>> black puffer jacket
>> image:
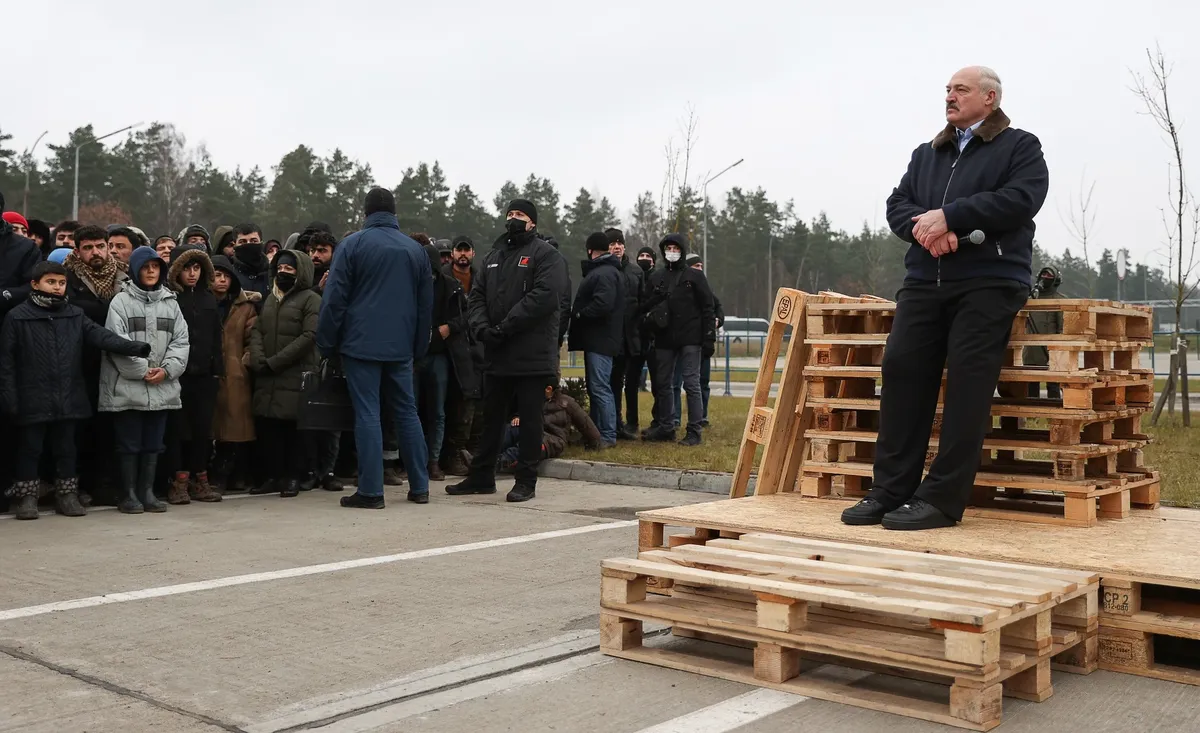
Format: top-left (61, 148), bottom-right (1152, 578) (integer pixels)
top-left (168, 246), bottom-right (224, 378)
top-left (468, 231), bottom-right (569, 377)
top-left (615, 256), bottom-right (644, 357)
top-left (0, 299), bottom-right (149, 425)
top-left (0, 219), bottom-right (42, 318)
top-left (568, 254), bottom-right (625, 357)
top-left (644, 234), bottom-right (716, 349)
top-left (423, 244), bottom-right (479, 398)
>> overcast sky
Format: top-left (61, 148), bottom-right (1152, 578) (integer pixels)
top-left (7, 1), bottom-right (1199, 274)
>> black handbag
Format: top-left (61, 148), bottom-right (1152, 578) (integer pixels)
top-left (296, 359), bottom-right (356, 432)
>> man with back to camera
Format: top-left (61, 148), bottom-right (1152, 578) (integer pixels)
top-left (840, 65), bottom-right (1049, 531)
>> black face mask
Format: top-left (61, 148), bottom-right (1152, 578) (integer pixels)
top-left (637, 258), bottom-right (654, 272)
top-left (506, 218), bottom-right (531, 239)
top-left (275, 272), bottom-right (298, 292)
top-left (237, 243), bottom-right (266, 264)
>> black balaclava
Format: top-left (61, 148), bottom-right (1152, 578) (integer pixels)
top-left (636, 246), bottom-right (657, 273)
top-left (275, 251), bottom-right (299, 293)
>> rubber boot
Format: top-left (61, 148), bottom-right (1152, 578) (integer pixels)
top-left (168, 472), bottom-right (191, 505)
top-left (139, 454), bottom-right (168, 513)
top-left (54, 477), bottom-right (87, 517)
top-left (117, 455), bottom-right (144, 514)
top-left (11, 480), bottom-right (41, 520)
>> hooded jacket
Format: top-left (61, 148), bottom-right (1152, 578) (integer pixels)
top-left (0, 297), bottom-right (149, 425)
top-left (886, 108), bottom-right (1049, 288)
top-left (316, 211), bottom-right (432, 362)
top-left (99, 247), bottom-right (191, 413)
top-left (209, 225), bottom-right (235, 256)
top-left (249, 252), bottom-right (321, 420)
top-left (615, 255), bottom-right (644, 356)
top-left (168, 245), bottom-right (224, 378)
top-left (644, 234), bottom-right (716, 349)
top-left (542, 390), bottom-right (602, 457)
top-left (568, 253), bottom-right (625, 357)
top-left (423, 244), bottom-right (479, 398)
top-left (467, 229), bottom-right (570, 377)
top-left (232, 242), bottom-right (271, 303)
top-left (211, 255), bottom-right (260, 441)
top-left (0, 214), bottom-right (42, 318)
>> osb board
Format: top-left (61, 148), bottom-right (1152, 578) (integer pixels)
top-left (639, 495), bottom-right (1200, 590)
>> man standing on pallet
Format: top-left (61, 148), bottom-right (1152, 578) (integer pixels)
top-left (841, 65), bottom-right (1050, 531)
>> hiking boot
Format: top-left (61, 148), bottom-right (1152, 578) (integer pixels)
top-left (321, 474), bottom-right (345, 492)
top-left (383, 465), bottom-right (406, 486)
top-left (617, 426), bottom-right (639, 441)
top-left (506, 483), bottom-right (536, 502)
top-left (250, 480), bottom-right (278, 495)
top-left (11, 480), bottom-right (40, 520)
top-left (445, 479), bottom-right (497, 496)
top-left (189, 472), bottom-right (222, 502)
top-left (139, 454), bottom-right (168, 513)
top-left (407, 491), bottom-right (429, 504)
top-left (54, 477), bottom-right (87, 517)
top-left (168, 473), bottom-right (191, 505)
top-left (643, 425), bottom-right (676, 442)
top-left (444, 452), bottom-right (470, 476)
top-left (117, 455), bottom-right (143, 515)
top-left (427, 461), bottom-right (445, 481)
top-left (678, 430), bottom-right (702, 447)
top-left (341, 493), bottom-right (385, 509)
top-left (279, 479), bottom-right (301, 498)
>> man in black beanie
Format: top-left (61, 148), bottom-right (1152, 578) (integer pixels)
top-left (446, 199), bottom-right (569, 502)
top-left (605, 228), bottom-right (645, 440)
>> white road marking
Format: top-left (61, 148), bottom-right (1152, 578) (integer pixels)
top-left (0, 520), bottom-right (636, 622)
top-left (632, 689), bottom-right (807, 733)
top-left (308, 653), bottom-right (611, 732)
top-left (248, 630), bottom-right (604, 733)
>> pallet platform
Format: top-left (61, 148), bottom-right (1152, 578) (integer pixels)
top-left (601, 534), bottom-right (1097, 730)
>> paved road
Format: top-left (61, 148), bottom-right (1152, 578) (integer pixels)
top-left (2, 478), bottom-right (1197, 732)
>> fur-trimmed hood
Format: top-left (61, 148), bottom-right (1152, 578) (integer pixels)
top-left (932, 108), bottom-right (1011, 150)
top-left (167, 244), bottom-right (216, 292)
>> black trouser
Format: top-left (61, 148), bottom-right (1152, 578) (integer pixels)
top-left (165, 375), bottom-right (218, 476)
top-left (610, 353), bottom-right (644, 431)
top-left (15, 420), bottom-right (77, 482)
top-left (446, 390), bottom-right (485, 457)
top-left (257, 418), bottom-right (310, 482)
top-left (469, 374), bottom-right (551, 487)
top-left (868, 278), bottom-right (1028, 520)
top-left (1027, 381), bottom-right (1062, 400)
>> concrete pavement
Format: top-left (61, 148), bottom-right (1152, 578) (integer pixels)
top-left (2, 478), bottom-right (1198, 732)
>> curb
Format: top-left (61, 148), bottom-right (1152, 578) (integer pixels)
top-left (538, 459), bottom-right (752, 496)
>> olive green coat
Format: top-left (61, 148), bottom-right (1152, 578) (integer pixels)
top-left (248, 255), bottom-right (321, 420)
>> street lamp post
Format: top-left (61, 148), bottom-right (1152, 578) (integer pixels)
top-left (23, 130), bottom-right (49, 217)
top-left (72, 123), bottom-right (141, 220)
top-left (701, 158), bottom-right (744, 268)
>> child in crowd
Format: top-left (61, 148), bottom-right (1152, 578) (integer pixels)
top-left (0, 262), bottom-right (151, 520)
top-left (100, 247), bottom-right (191, 514)
top-left (248, 250), bottom-right (321, 497)
top-left (165, 245), bottom-right (224, 504)
top-left (209, 255), bottom-right (260, 492)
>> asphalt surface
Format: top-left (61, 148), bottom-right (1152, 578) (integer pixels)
top-left (2, 478), bottom-right (1198, 733)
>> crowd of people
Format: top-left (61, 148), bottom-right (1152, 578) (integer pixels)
top-left (0, 186), bottom-right (724, 519)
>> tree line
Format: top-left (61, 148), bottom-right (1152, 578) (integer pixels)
top-left (0, 123), bottom-right (1177, 318)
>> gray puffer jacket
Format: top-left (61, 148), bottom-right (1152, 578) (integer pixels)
top-left (99, 279), bottom-right (191, 412)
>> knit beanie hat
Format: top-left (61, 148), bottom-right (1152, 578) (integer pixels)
top-left (180, 223), bottom-right (210, 244)
top-left (586, 232), bottom-right (612, 253)
top-left (506, 199), bottom-right (538, 225)
top-left (637, 246), bottom-right (658, 262)
top-left (2, 211), bottom-right (29, 230)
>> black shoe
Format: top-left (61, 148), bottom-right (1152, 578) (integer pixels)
top-left (643, 426), bottom-right (676, 442)
top-left (446, 479), bottom-right (497, 496)
top-left (840, 498), bottom-right (890, 526)
top-left (506, 484), bottom-right (536, 502)
top-left (321, 474), bottom-right (345, 492)
top-left (699, 419), bottom-right (711, 429)
top-left (250, 480), bottom-right (278, 495)
top-left (340, 492), bottom-right (385, 509)
top-left (678, 431), bottom-right (702, 447)
top-left (616, 427), bottom-right (638, 441)
top-left (298, 473), bottom-right (317, 491)
top-left (280, 480), bottom-right (301, 498)
top-left (407, 491), bottom-right (429, 504)
top-left (881, 498), bottom-right (957, 531)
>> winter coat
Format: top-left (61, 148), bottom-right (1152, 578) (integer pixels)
top-left (214, 289), bottom-right (260, 442)
top-left (0, 299), bottom-right (149, 425)
top-left (644, 235), bottom-right (716, 350)
top-left (1022, 282), bottom-right (1062, 368)
top-left (168, 246), bottom-right (224, 378)
top-left (421, 246), bottom-right (480, 398)
top-left (0, 222), bottom-right (42, 318)
top-left (99, 277), bottom-right (191, 412)
top-left (615, 256), bottom-right (644, 357)
top-left (316, 212), bottom-right (432, 363)
top-left (568, 253), bottom-right (625, 357)
top-left (64, 255), bottom-right (129, 404)
top-left (886, 108), bottom-right (1049, 288)
top-left (249, 253), bottom-right (321, 420)
top-left (467, 231), bottom-right (570, 377)
top-left (542, 391), bottom-right (601, 458)
top-left (232, 248), bottom-right (272, 303)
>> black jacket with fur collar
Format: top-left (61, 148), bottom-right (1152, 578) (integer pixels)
top-left (886, 109), bottom-right (1049, 287)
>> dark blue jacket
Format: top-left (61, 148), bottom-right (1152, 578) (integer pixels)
top-left (568, 253), bottom-right (625, 357)
top-left (886, 109), bottom-right (1049, 288)
top-left (317, 212), bottom-right (432, 362)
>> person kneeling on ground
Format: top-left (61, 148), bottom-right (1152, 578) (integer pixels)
top-left (100, 247), bottom-right (191, 515)
top-left (465, 383), bottom-right (602, 473)
top-left (0, 262), bottom-right (152, 519)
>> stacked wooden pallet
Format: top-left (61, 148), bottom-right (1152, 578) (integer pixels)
top-left (789, 294), bottom-right (1161, 526)
top-left (600, 534), bottom-right (1099, 730)
top-left (1099, 575), bottom-right (1200, 685)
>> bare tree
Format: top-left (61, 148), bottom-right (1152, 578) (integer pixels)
top-left (1058, 172), bottom-right (1097, 296)
top-left (1132, 44), bottom-right (1199, 425)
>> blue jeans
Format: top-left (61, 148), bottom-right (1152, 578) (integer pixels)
top-left (673, 352), bottom-right (712, 425)
top-left (416, 353), bottom-right (450, 464)
top-left (585, 352), bottom-right (617, 444)
top-left (343, 356), bottom-right (429, 497)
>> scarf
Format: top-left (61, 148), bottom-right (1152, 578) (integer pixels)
top-left (64, 251), bottom-right (123, 301)
top-left (30, 291), bottom-right (67, 310)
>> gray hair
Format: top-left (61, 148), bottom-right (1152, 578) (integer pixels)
top-left (976, 66), bottom-right (1003, 107)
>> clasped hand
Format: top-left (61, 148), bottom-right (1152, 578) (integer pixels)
top-left (911, 209), bottom-right (957, 258)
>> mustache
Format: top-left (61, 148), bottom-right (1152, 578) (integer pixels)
top-left (947, 103), bottom-right (958, 110)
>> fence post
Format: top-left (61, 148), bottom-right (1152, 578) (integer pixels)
top-left (724, 333), bottom-right (732, 397)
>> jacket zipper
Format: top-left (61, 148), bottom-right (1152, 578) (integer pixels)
top-left (937, 157), bottom-right (959, 287)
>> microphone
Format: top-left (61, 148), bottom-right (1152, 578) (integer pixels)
top-left (967, 230), bottom-right (986, 245)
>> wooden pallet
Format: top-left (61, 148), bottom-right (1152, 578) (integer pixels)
top-left (1098, 578), bottom-right (1200, 685)
top-left (601, 534), bottom-right (1098, 730)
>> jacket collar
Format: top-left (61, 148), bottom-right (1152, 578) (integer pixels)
top-left (932, 108), bottom-right (1010, 149)
top-left (365, 212), bottom-right (400, 230)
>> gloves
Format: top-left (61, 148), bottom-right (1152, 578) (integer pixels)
top-left (702, 341), bottom-right (715, 359)
top-left (480, 326), bottom-right (506, 347)
top-left (135, 341), bottom-right (152, 358)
